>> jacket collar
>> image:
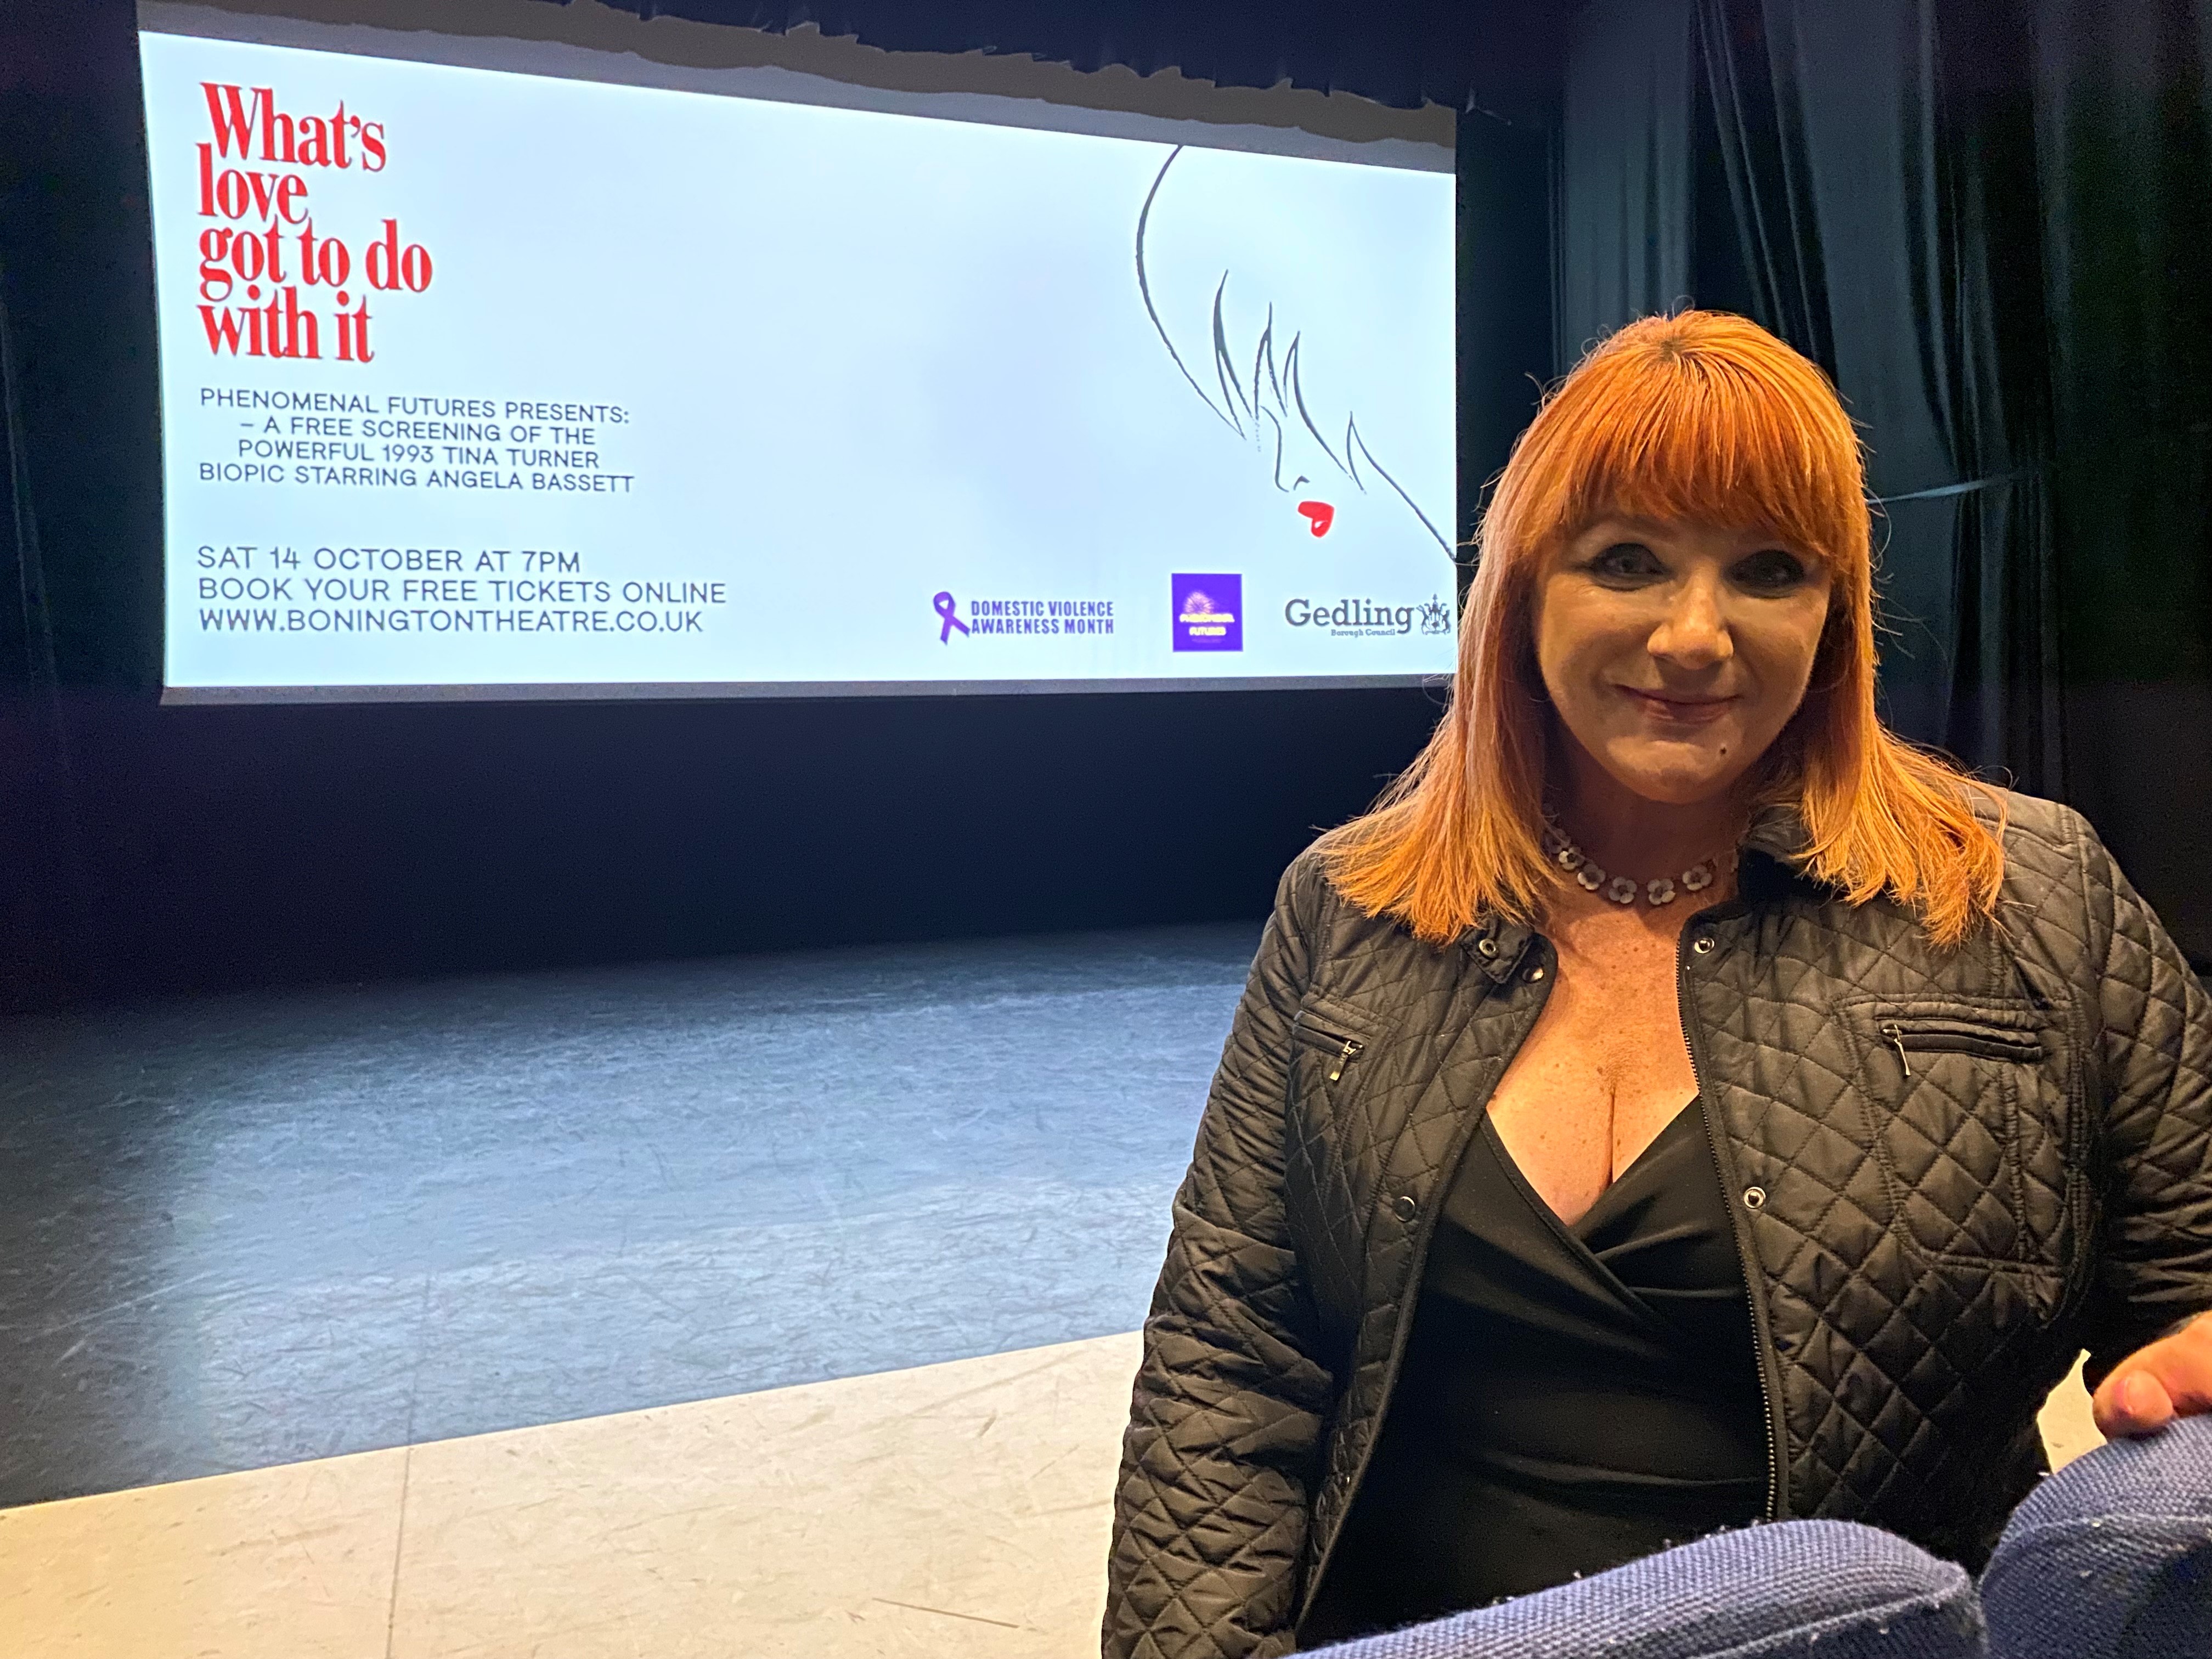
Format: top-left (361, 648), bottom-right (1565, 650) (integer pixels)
top-left (1739, 801), bottom-right (1837, 902)
top-left (1464, 912), bottom-right (1534, 981)
top-left (1741, 800), bottom-right (1815, 868)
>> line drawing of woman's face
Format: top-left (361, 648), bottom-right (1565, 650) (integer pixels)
top-left (1133, 145), bottom-right (1451, 560)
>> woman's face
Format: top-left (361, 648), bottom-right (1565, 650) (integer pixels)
top-left (1532, 516), bottom-right (1835, 808)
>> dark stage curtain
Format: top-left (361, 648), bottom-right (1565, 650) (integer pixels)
top-left (1556, 0), bottom-right (1695, 369)
top-left (1557, 0), bottom-right (2212, 960)
top-left (1459, 109), bottom-right (1556, 578)
top-left (0, 1), bottom-right (157, 1002)
top-left (2032, 0), bottom-right (2212, 965)
top-left (1553, 0), bottom-right (2212, 964)
top-left (1696, 0), bottom-right (2062, 787)
top-left (0, 261), bottom-right (71, 998)
top-left (1561, 0), bottom-right (2063, 797)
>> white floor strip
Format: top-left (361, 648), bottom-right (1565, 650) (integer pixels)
top-left (0, 1331), bottom-right (1144, 1659)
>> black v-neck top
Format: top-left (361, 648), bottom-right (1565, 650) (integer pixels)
top-left (1302, 1101), bottom-right (1767, 1645)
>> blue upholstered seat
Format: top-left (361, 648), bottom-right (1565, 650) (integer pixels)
top-left (1305, 1519), bottom-right (1984, 1658)
top-left (1980, 1414), bottom-right (2212, 1659)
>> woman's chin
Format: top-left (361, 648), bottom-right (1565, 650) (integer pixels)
top-left (1598, 746), bottom-right (1745, 808)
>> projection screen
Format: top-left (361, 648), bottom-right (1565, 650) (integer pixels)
top-left (140, 7), bottom-right (1458, 701)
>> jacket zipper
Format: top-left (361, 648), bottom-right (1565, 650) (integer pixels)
top-left (1878, 1020), bottom-right (1912, 1078)
top-left (1293, 1011), bottom-right (1370, 1085)
top-left (1680, 919), bottom-right (1784, 1522)
top-left (1878, 1017), bottom-right (2042, 1068)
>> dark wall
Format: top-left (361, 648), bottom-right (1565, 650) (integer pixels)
top-left (0, 0), bottom-right (1557, 1012)
top-left (2, 686), bottom-right (1444, 1007)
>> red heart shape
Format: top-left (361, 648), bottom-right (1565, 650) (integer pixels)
top-left (1297, 500), bottom-right (1335, 537)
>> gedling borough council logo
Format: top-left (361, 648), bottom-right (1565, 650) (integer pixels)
top-left (1171, 573), bottom-right (1242, 652)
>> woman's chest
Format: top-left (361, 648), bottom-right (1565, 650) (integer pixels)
top-left (1284, 905), bottom-right (2090, 1344)
top-left (1502, 930), bottom-right (1694, 1087)
top-left (1485, 939), bottom-right (1704, 1223)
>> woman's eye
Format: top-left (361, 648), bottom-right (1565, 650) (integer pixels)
top-left (1735, 549), bottom-right (1808, 590)
top-left (1588, 542), bottom-right (1660, 579)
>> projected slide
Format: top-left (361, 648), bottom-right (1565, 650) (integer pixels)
top-left (141, 31), bottom-right (1458, 698)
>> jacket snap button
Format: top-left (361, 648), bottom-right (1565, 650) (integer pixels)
top-left (1392, 1194), bottom-right (1418, 1222)
top-left (1476, 938), bottom-right (1499, 959)
top-left (1691, 934), bottom-right (1716, 955)
top-left (1742, 1185), bottom-right (1767, 1211)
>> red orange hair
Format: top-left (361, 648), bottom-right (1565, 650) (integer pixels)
top-left (1321, 311), bottom-right (2005, 949)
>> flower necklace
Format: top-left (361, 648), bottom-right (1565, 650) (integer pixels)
top-left (1539, 813), bottom-right (1735, 909)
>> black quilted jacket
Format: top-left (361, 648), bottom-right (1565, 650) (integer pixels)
top-left (1104, 791), bottom-right (2212, 1659)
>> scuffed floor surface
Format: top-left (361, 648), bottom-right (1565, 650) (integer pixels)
top-left (0, 1331), bottom-right (1144, 1659)
top-left (0, 924), bottom-right (1256, 1506)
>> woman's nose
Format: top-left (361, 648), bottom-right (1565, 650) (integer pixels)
top-left (1646, 577), bottom-right (1733, 667)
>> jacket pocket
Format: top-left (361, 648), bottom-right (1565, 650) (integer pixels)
top-left (1874, 1016), bottom-right (2042, 1068)
top-left (1289, 996), bottom-right (1386, 1106)
top-left (1847, 1000), bottom-right (2067, 1272)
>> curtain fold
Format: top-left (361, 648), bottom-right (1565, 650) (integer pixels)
top-left (0, 259), bottom-right (43, 694)
top-left (1558, 0), bottom-right (2095, 904)
top-left (1694, 0), bottom-right (2060, 785)
top-left (0, 0), bottom-right (160, 1006)
top-left (1554, 0), bottom-right (1696, 368)
top-left (1695, 0), bottom-right (1833, 369)
top-left (0, 255), bottom-right (88, 1004)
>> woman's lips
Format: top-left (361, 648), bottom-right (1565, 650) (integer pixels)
top-left (1620, 686), bottom-right (1737, 724)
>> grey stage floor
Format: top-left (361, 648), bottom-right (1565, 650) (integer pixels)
top-left (0, 923), bottom-right (1257, 1506)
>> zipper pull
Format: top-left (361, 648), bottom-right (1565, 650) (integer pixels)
top-left (1880, 1021), bottom-right (1911, 1079)
top-left (1329, 1038), bottom-right (1364, 1082)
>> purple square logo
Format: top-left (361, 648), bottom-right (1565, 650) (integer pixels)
top-left (1171, 574), bottom-right (1243, 652)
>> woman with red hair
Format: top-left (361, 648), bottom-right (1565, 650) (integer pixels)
top-left (1103, 312), bottom-right (2212, 1657)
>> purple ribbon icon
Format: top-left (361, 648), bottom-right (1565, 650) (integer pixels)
top-left (934, 591), bottom-right (970, 644)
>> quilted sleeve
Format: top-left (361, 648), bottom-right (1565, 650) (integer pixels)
top-left (2069, 812), bottom-right (2212, 1386)
top-left (1101, 857), bottom-right (1338, 1659)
